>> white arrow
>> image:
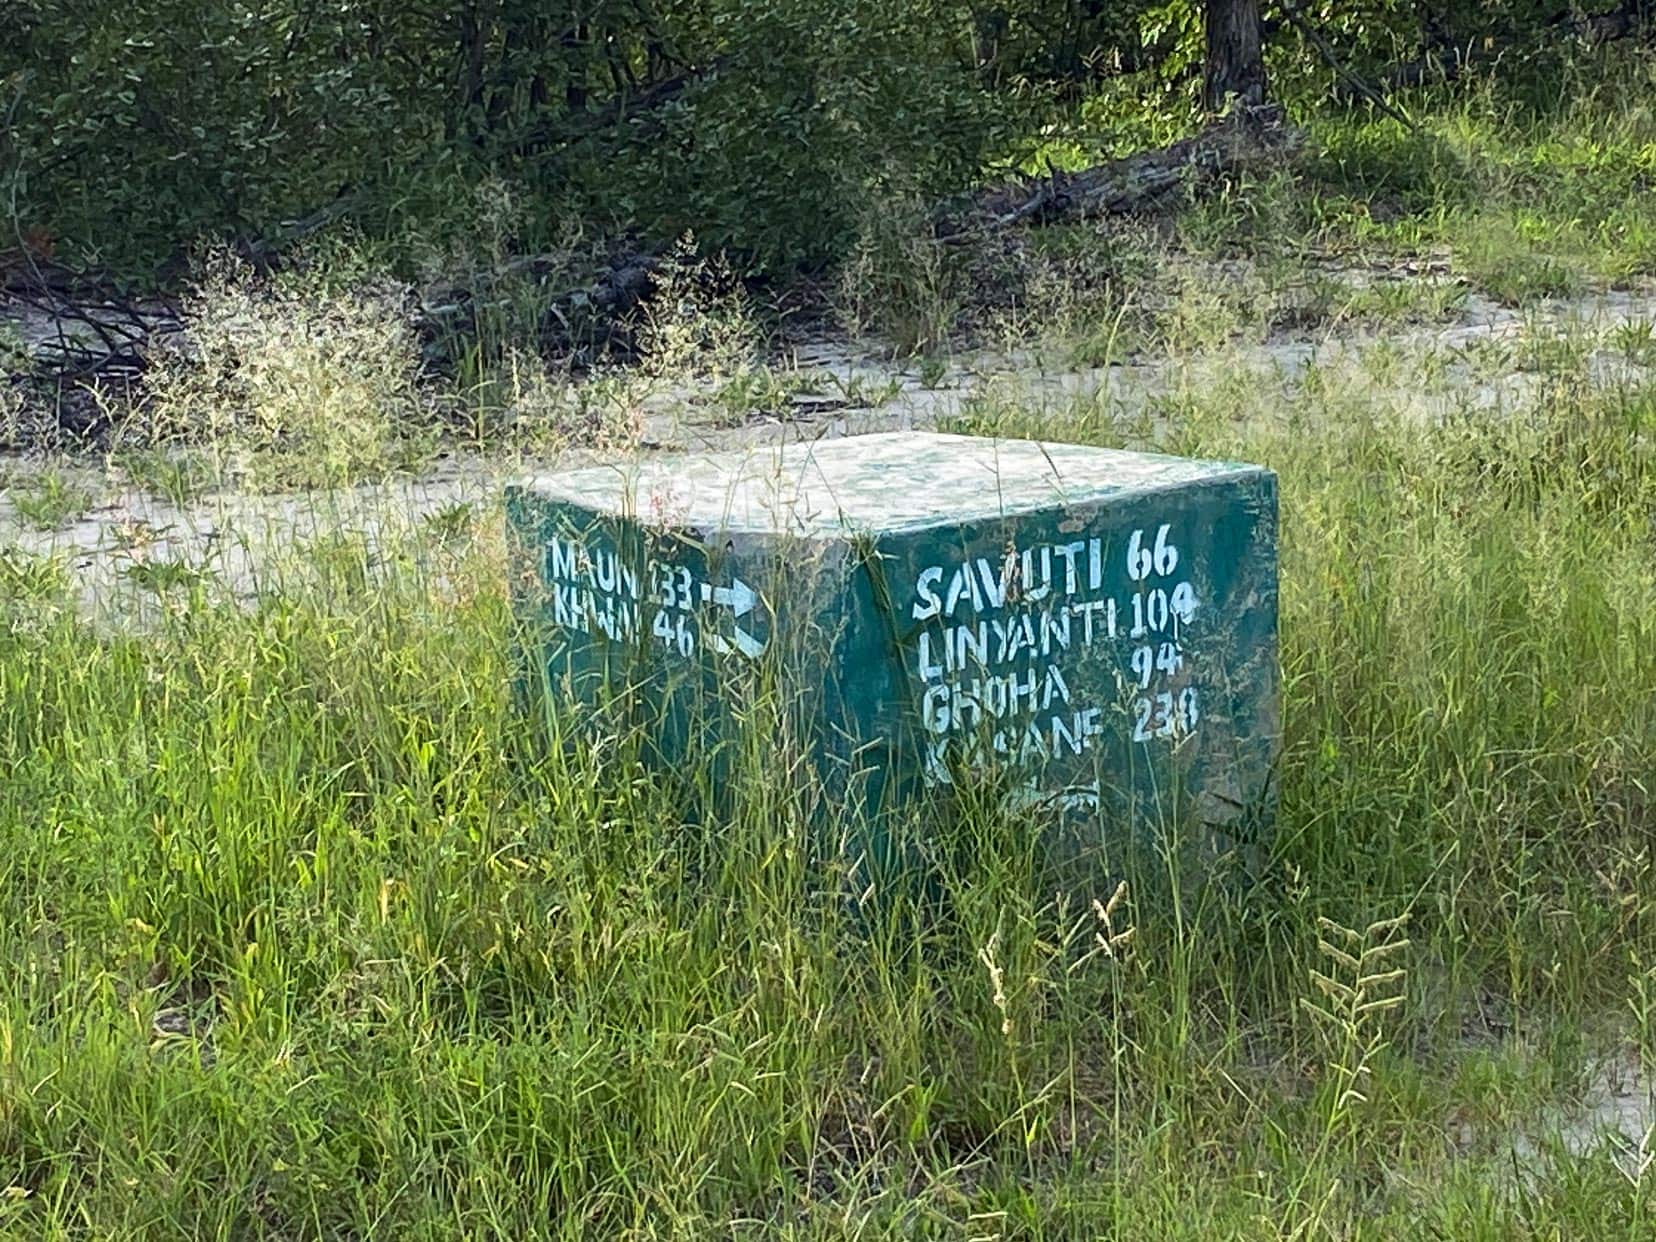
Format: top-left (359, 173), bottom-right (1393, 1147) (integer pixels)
top-left (700, 577), bottom-right (757, 618)
top-left (700, 576), bottom-right (765, 657)
top-left (708, 625), bottom-right (767, 658)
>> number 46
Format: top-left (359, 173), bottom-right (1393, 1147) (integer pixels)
top-left (652, 608), bottom-right (693, 657)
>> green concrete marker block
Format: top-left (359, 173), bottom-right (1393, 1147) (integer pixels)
top-left (506, 431), bottom-right (1278, 866)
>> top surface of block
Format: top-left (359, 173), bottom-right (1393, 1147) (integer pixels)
top-left (512, 431), bottom-right (1262, 538)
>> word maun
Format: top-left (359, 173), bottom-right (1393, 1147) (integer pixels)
top-left (506, 431), bottom-right (1278, 867)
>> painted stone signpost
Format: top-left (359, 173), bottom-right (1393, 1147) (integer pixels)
top-left (506, 431), bottom-right (1278, 868)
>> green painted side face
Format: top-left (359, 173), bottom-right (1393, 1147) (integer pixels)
top-left (505, 432), bottom-right (1279, 867)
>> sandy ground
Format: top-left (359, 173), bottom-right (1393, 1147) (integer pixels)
top-left (5, 279), bottom-right (1655, 614)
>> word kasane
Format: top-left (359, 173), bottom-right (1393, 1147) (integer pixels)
top-left (507, 431), bottom-right (1278, 855)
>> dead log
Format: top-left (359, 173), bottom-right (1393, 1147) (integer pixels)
top-left (936, 103), bottom-right (1304, 244)
top-left (415, 247), bottom-right (661, 369)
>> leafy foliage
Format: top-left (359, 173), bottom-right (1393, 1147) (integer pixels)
top-left (1, 0), bottom-right (996, 273)
top-left (0, 1), bottom-right (1645, 275)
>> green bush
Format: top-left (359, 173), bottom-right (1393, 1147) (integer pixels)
top-left (1, 0), bottom-right (996, 276)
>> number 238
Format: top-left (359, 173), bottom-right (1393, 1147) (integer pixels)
top-left (1133, 687), bottom-right (1200, 742)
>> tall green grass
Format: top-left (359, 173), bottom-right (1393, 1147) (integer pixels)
top-left (1166, 47), bottom-right (1656, 299)
top-left (4, 365), bottom-right (1656, 1236)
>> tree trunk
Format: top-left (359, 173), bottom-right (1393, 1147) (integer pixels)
top-left (1202, 0), bottom-right (1266, 112)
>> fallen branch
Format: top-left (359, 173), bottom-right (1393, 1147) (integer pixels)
top-left (234, 194), bottom-right (361, 272)
top-left (937, 103), bottom-right (1304, 243)
top-left (1, 258), bottom-right (181, 385)
top-left (1278, 0), bottom-right (1418, 131)
top-left (415, 247), bottom-right (661, 368)
top-left (511, 57), bottom-right (732, 161)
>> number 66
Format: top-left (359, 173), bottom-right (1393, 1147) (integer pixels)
top-left (1126, 525), bottom-right (1179, 581)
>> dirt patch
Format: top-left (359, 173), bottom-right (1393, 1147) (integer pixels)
top-left (5, 279), bottom-right (1655, 613)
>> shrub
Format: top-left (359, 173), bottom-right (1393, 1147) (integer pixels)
top-left (128, 252), bottom-right (429, 488)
